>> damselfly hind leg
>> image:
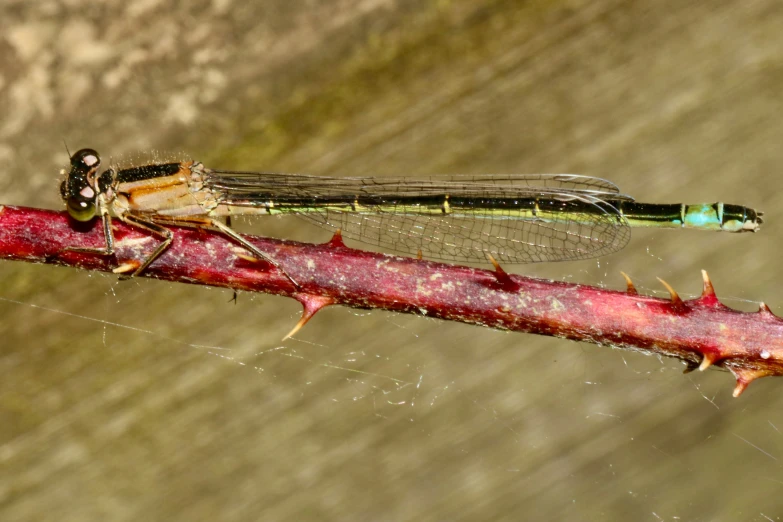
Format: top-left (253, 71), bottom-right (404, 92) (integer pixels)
top-left (205, 217), bottom-right (301, 289)
top-left (148, 215), bottom-right (301, 289)
top-left (118, 215), bottom-right (174, 279)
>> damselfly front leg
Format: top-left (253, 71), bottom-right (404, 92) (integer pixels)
top-left (61, 195), bottom-right (117, 258)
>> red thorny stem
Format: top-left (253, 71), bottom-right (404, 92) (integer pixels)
top-left (0, 205), bottom-right (781, 397)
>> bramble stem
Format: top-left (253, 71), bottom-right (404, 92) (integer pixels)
top-left (0, 205), bottom-right (780, 396)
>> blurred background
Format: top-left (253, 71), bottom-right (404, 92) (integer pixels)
top-left (1, 0), bottom-right (782, 520)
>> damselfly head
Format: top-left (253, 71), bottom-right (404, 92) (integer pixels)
top-left (61, 148), bottom-right (101, 222)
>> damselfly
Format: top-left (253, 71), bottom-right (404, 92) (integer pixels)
top-left (60, 148), bottom-right (762, 286)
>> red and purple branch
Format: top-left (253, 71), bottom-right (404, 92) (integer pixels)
top-left (1, 205), bottom-right (781, 397)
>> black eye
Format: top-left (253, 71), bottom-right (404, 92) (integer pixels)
top-left (63, 148), bottom-right (102, 222)
top-left (71, 148), bottom-right (101, 170)
top-left (66, 195), bottom-right (97, 222)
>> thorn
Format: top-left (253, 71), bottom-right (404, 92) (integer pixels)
top-left (236, 252), bottom-right (260, 263)
top-left (234, 251), bottom-right (293, 284)
top-left (282, 294), bottom-right (335, 340)
top-left (698, 352), bottom-right (718, 372)
top-left (487, 253), bottom-right (502, 272)
top-left (113, 262), bottom-right (138, 274)
top-left (730, 368), bottom-right (772, 397)
top-left (620, 272), bottom-right (638, 295)
top-left (486, 253), bottom-right (518, 290)
top-left (696, 270), bottom-right (722, 307)
top-left (733, 379), bottom-right (750, 398)
top-left (283, 314), bottom-right (311, 341)
top-left (758, 302), bottom-right (778, 320)
top-left (416, 250), bottom-right (423, 261)
top-left (326, 229), bottom-right (346, 248)
top-left (700, 270), bottom-right (716, 298)
top-left (657, 277), bottom-right (685, 308)
top-left (234, 250), bottom-right (292, 279)
top-left (731, 373), bottom-right (759, 398)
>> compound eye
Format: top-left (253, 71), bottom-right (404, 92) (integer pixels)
top-left (63, 148), bottom-right (102, 222)
top-left (65, 180), bottom-right (98, 221)
top-left (71, 148), bottom-right (101, 170)
top-left (66, 195), bottom-right (97, 222)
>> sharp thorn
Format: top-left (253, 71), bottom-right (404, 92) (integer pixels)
top-left (758, 302), bottom-right (777, 318)
top-left (620, 272), bottom-right (638, 295)
top-left (486, 253), bottom-right (502, 273)
top-left (700, 270), bottom-right (716, 298)
top-left (232, 248), bottom-right (299, 288)
top-left (698, 353), bottom-right (718, 372)
top-left (730, 368), bottom-right (771, 397)
top-left (236, 252), bottom-right (259, 263)
top-left (733, 379), bottom-right (750, 398)
top-left (326, 229), bottom-right (346, 248)
top-left (283, 315), bottom-right (309, 341)
top-left (657, 277), bottom-right (684, 307)
top-left (282, 294), bottom-right (334, 340)
top-left (696, 270), bottom-right (722, 307)
top-left (486, 253), bottom-right (518, 290)
top-left (113, 262), bottom-right (138, 274)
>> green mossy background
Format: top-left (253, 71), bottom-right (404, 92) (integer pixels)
top-left (2, 0), bottom-right (783, 519)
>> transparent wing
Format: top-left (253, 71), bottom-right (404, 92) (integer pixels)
top-left (206, 170), bottom-right (632, 264)
top-left (354, 173), bottom-right (625, 196)
top-left (293, 195), bottom-right (630, 264)
top-left (206, 171), bottom-right (632, 201)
